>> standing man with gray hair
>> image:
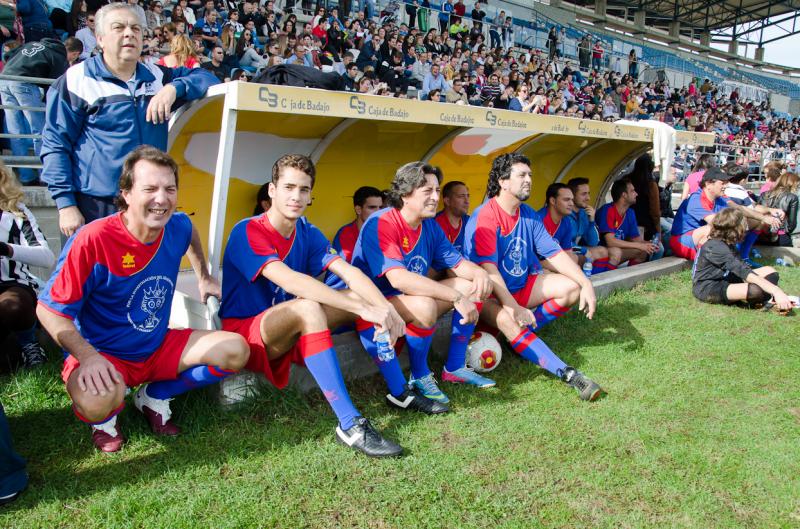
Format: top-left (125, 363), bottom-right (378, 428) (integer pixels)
top-left (41, 2), bottom-right (219, 239)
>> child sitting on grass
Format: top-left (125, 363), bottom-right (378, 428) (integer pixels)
top-left (692, 208), bottom-right (797, 312)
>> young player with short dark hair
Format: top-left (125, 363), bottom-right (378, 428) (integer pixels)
top-left (435, 180), bottom-right (470, 255)
top-left (566, 177), bottom-right (621, 273)
top-left (331, 186), bottom-right (384, 263)
top-left (596, 178), bottom-right (660, 265)
top-left (220, 154), bottom-right (408, 458)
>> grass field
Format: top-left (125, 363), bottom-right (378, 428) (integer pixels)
top-left (1, 268), bottom-right (799, 528)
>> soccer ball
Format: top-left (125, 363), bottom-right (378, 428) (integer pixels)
top-left (466, 331), bottom-right (502, 373)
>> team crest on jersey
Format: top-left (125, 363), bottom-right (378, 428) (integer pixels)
top-left (122, 252), bottom-right (136, 269)
top-left (126, 275), bottom-right (174, 332)
top-left (502, 237), bottom-right (527, 277)
top-left (402, 236), bottom-right (410, 251)
top-left (408, 255), bottom-right (428, 275)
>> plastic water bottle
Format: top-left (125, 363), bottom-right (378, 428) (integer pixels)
top-left (651, 233), bottom-right (661, 247)
top-left (752, 248), bottom-right (762, 259)
top-left (775, 257), bottom-right (789, 267)
top-left (375, 330), bottom-right (396, 362)
top-left (582, 258), bottom-right (593, 277)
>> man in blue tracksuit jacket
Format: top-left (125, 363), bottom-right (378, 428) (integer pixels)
top-left (40, 3), bottom-right (219, 238)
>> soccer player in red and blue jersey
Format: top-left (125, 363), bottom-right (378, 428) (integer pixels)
top-left (331, 186), bottom-right (384, 263)
top-left (464, 153), bottom-right (603, 401)
top-left (566, 177), bottom-right (621, 273)
top-left (596, 178), bottom-right (660, 265)
top-left (37, 147), bottom-right (249, 453)
top-left (220, 154), bottom-right (415, 458)
top-left (670, 168), bottom-right (731, 260)
top-left (351, 163), bottom-right (494, 404)
top-left (537, 184), bottom-right (577, 267)
top-left (435, 181), bottom-right (470, 256)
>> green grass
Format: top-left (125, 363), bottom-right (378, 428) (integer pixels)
top-left (2, 269), bottom-right (800, 528)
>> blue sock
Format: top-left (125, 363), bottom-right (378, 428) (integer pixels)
top-left (15, 325), bottom-right (36, 346)
top-left (510, 328), bottom-right (567, 377)
top-left (444, 304), bottom-right (481, 372)
top-left (738, 230), bottom-right (759, 259)
top-left (533, 298), bottom-right (570, 329)
top-left (146, 365), bottom-right (236, 400)
top-left (356, 319), bottom-right (407, 397)
top-left (406, 323), bottom-right (435, 380)
top-left (299, 330), bottom-right (360, 431)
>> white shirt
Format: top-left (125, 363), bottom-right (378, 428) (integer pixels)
top-left (75, 27), bottom-right (97, 60)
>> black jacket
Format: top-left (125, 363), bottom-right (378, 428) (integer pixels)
top-left (3, 38), bottom-right (69, 92)
top-left (759, 190), bottom-right (799, 235)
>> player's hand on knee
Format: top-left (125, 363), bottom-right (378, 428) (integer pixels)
top-left (385, 306), bottom-right (406, 344)
top-left (454, 297), bottom-right (479, 324)
top-left (77, 354), bottom-right (123, 397)
top-left (59, 206), bottom-right (84, 237)
top-left (360, 304), bottom-right (395, 337)
top-left (469, 269), bottom-right (493, 301)
top-left (505, 303), bottom-right (535, 329)
top-left (579, 287), bottom-right (596, 320)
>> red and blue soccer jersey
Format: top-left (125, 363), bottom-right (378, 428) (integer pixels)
top-left (331, 220), bottom-right (360, 263)
top-left (596, 202), bottom-right (639, 242)
top-left (220, 214), bottom-right (340, 319)
top-left (536, 207), bottom-right (575, 250)
top-left (671, 190), bottom-right (729, 236)
top-left (351, 207), bottom-right (463, 297)
top-left (39, 213), bottom-right (192, 361)
top-left (434, 211), bottom-right (469, 255)
top-left (464, 198), bottom-right (562, 294)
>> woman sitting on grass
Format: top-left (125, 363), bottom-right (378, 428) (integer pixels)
top-left (692, 208), bottom-right (796, 312)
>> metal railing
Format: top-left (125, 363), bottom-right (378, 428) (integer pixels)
top-left (672, 142), bottom-right (793, 185)
top-left (0, 73), bottom-right (54, 171)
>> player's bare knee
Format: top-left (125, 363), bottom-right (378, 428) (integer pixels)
top-left (291, 299), bottom-right (328, 332)
top-left (413, 297), bottom-right (440, 328)
top-left (71, 386), bottom-right (125, 422)
top-left (216, 333), bottom-right (250, 370)
top-left (562, 278), bottom-right (581, 305)
top-left (608, 247), bottom-right (622, 265)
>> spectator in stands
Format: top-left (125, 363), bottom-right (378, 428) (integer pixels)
top-left (680, 152), bottom-right (716, 200)
top-left (158, 33), bottom-right (200, 67)
top-left (597, 178), bottom-right (661, 266)
top-left (445, 76), bottom-right (468, 104)
top-left (509, 84), bottom-right (535, 112)
top-left (195, 6), bottom-right (221, 54)
top-left (438, 0), bottom-right (452, 35)
top-left (479, 72), bottom-right (500, 105)
top-left (758, 171), bottom-right (799, 247)
top-left (145, 0), bottom-right (166, 29)
top-left (692, 208), bottom-right (794, 311)
top-left (628, 49), bottom-right (638, 79)
top-left (421, 61), bottom-right (448, 100)
top-left (236, 28), bottom-right (268, 70)
top-left (670, 167), bottom-right (732, 260)
top-left (41, 3), bottom-right (218, 237)
top-left (501, 16), bottom-right (513, 50)
top-left (16, 0), bottom-right (57, 41)
top-left (75, 11), bottom-right (97, 60)
top-left (759, 160), bottom-right (785, 195)
top-left (0, 38), bottom-right (70, 186)
top-left (592, 40), bottom-right (604, 71)
top-left (64, 37), bottom-right (83, 65)
top-left (202, 45), bottom-right (230, 80)
top-left (0, 162), bottom-right (55, 368)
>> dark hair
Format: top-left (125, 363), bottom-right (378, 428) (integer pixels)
top-left (692, 153), bottom-right (716, 173)
top-left (271, 154), bottom-right (316, 188)
top-left (116, 146), bottom-right (179, 211)
top-left (709, 207), bottom-right (747, 245)
top-left (353, 185), bottom-right (383, 207)
top-left (567, 177), bottom-right (589, 195)
top-left (610, 177), bottom-right (632, 202)
top-left (253, 183), bottom-right (270, 215)
top-left (545, 183), bottom-right (569, 207)
top-left (442, 180), bottom-right (466, 199)
top-left (723, 162), bottom-right (749, 184)
top-left (64, 36), bottom-right (83, 54)
top-left (487, 153), bottom-right (531, 198)
top-left (386, 162), bottom-right (442, 208)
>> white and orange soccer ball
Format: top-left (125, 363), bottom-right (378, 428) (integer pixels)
top-left (466, 331), bottom-right (502, 373)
